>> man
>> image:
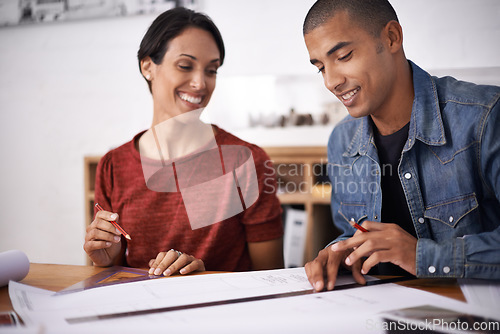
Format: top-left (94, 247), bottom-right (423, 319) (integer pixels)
top-left (303, 0), bottom-right (500, 292)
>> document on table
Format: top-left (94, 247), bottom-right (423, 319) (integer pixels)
top-left (9, 267), bottom-right (498, 334)
top-left (10, 267), bottom-right (330, 327)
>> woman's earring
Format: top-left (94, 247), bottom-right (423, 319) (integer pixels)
top-left (146, 74), bottom-right (151, 80)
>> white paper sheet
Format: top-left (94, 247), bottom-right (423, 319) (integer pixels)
top-left (9, 267), bottom-right (497, 334)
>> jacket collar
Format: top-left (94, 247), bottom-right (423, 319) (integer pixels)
top-left (345, 60), bottom-right (446, 157)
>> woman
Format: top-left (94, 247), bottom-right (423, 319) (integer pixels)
top-left (84, 7), bottom-right (284, 276)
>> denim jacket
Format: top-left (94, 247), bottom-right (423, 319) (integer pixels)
top-left (327, 61), bottom-right (500, 279)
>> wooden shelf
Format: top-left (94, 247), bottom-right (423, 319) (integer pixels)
top-left (83, 146), bottom-right (337, 266)
top-left (277, 191), bottom-right (331, 205)
top-left (83, 156), bottom-right (101, 265)
top-left (277, 192), bottom-right (310, 204)
top-left (262, 146), bottom-right (337, 263)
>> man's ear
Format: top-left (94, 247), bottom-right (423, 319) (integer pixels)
top-left (141, 57), bottom-right (153, 80)
top-left (383, 20), bottom-right (403, 53)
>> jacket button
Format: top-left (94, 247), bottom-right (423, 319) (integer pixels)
top-left (404, 172), bottom-right (412, 180)
top-left (443, 266), bottom-right (450, 274)
top-left (428, 266), bottom-right (436, 273)
top-left (418, 217), bottom-right (425, 224)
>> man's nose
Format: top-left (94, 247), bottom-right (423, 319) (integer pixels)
top-left (324, 66), bottom-right (344, 93)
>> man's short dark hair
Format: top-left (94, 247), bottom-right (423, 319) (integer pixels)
top-left (303, 0), bottom-right (399, 36)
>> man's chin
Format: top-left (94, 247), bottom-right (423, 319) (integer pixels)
top-left (346, 108), bottom-right (369, 119)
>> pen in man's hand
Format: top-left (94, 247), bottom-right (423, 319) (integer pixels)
top-left (349, 218), bottom-right (368, 233)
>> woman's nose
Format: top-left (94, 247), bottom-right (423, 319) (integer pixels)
top-left (190, 71), bottom-right (206, 90)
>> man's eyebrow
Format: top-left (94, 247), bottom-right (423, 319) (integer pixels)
top-left (327, 41), bottom-right (352, 56)
top-left (310, 58), bottom-right (320, 65)
top-left (310, 41), bottom-right (352, 65)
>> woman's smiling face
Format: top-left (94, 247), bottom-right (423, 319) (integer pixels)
top-left (143, 27), bottom-right (221, 122)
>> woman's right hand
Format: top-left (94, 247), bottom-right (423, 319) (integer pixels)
top-left (84, 210), bottom-right (123, 267)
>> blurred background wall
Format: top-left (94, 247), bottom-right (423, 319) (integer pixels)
top-left (0, 0), bottom-right (499, 265)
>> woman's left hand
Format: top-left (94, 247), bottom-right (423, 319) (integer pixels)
top-left (148, 249), bottom-right (205, 276)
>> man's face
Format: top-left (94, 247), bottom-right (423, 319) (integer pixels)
top-left (304, 11), bottom-right (397, 119)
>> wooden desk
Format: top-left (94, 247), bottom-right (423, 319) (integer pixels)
top-left (0, 264), bottom-right (106, 312)
top-left (396, 278), bottom-right (466, 302)
top-left (0, 263), bottom-right (465, 313)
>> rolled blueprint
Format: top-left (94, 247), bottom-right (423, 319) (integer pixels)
top-left (0, 250), bottom-right (30, 287)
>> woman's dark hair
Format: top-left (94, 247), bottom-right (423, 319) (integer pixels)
top-left (137, 7), bottom-right (225, 91)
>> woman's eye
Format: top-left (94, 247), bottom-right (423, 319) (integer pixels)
top-left (338, 51), bottom-right (353, 61)
top-left (317, 66), bottom-right (325, 74)
top-left (207, 69), bottom-right (218, 75)
top-left (179, 65), bottom-right (192, 70)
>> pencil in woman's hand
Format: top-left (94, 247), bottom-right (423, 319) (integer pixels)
top-left (95, 203), bottom-right (132, 240)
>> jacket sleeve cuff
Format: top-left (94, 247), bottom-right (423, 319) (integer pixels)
top-left (416, 237), bottom-right (465, 278)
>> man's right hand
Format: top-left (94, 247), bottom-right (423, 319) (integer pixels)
top-left (304, 245), bottom-right (366, 291)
